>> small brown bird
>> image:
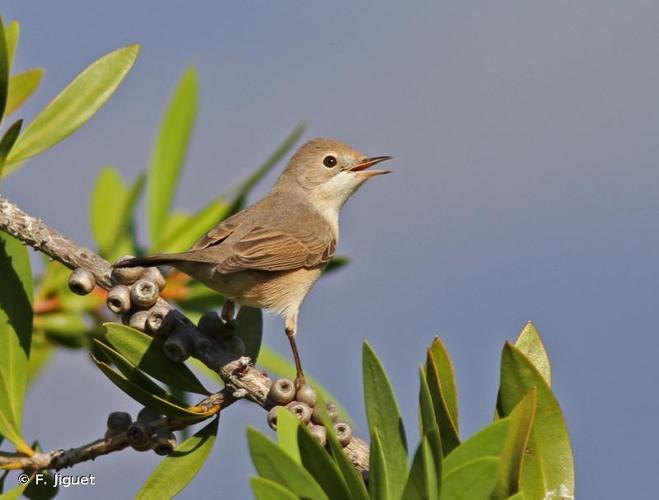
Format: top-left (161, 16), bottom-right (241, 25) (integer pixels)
top-left (115, 138), bottom-right (391, 386)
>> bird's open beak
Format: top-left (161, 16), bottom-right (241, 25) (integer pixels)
top-left (349, 156), bottom-right (393, 177)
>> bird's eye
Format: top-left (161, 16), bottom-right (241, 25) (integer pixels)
top-left (323, 155), bottom-right (337, 168)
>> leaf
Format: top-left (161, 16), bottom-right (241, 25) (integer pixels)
top-left (276, 408), bottom-right (301, 464)
top-left (298, 424), bottom-right (351, 500)
top-left (156, 198), bottom-right (230, 253)
top-left (247, 427), bottom-right (328, 500)
top-left (426, 338), bottom-right (460, 455)
top-left (250, 477), bottom-right (299, 500)
top-left (440, 457), bottom-right (499, 500)
top-left (418, 368), bottom-right (443, 479)
top-left (0, 233), bottom-right (33, 453)
top-left (4, 21), bottom-right (18, 70)
top-left (0, 18), bottom-right (9, 123)
top-left (514, 321), bottom-right (551, 386)
top-left (236, 306), bottom-right (262, 362)
top-left (369, 429), bottom-right (389, 500)
top-left (104, 323), bottom-right (209, 395)
top-left (314, 393), bottom-right (369, 500)
top-left (227, 122), bottom-right (306, 212)
top-left (323, 256), bottom-right (350, 275)
top-left (26, 333), bottom-right (53, 386)
top-left (90, 353), bottom-right (209, 418)
top-left (137, 417), bottom-right (218, 500)
top-left (403, 431), bottom-right (441, 500)
top-left (443, 418), bottom-right (510, 474)
top-left (0, 119), bottom-right (22, 174)
top-left (5, 69), bottom-right (44, 117)
top-left (498, 343), bottom-right (574, 500)
top-left (363, 342), bottom-right (408, 499)
top-left (148, 68), bottom-right (198, 246)
top-left (492, 390), bottom-right (536, 499)
top-left (91, 167), bottom-right (145, 259)
top-left (258, 345), bottom-right (351, 424)
top-left (6, 44), bottom-right (140, 165)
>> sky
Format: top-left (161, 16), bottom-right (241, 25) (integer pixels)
top-left (3, 1), bottom-right (659, 498)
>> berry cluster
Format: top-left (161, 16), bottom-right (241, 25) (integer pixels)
top-left (266, 379), bottom-right (352, 448)
top-left (105, 408), bottom-right (177, 456)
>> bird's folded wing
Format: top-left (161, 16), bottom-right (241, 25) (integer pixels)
top-left (216, 226), bottom-right (336, 273)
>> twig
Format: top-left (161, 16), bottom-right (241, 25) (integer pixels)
top-left (0, 195), bottom-right (369, 472)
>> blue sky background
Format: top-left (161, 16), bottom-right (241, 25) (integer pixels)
top-left (3, 1), bottom-right (659, 498)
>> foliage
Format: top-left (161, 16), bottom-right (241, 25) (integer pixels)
top-left (0, 15), bottom-right (574, 500)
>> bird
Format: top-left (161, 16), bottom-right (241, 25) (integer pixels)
top-left (114, 138), bottom-right (391, 387)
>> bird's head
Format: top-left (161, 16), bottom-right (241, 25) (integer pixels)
top-left (275, 138), bottom-right (392, 211)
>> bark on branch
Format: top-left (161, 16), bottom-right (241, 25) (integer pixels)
top-left (0, 195), bottom-right (369, 473)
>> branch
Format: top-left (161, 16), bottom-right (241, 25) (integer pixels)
top-left (0, 195), bottom-right (369, 472)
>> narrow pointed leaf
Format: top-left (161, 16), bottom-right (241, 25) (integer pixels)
top-left (5, 69), bottom-right (44, 117)
top-left (137, 417), bottom-right (218, 500)
top-left (369, 430), bottom-right (389, 500)
top-left (250, 477), bottom-right (298, 500)
top-left (440, 457), bottom-right (499, 500)
top-left (419, 368), bottom-right (443, 474)
top-left (315, 393), bottom-right (369, 500)
top-left (90, 354), bottom-right (209, 418)
top-left (148, 68), bottom-right (198, 245)
top-left (4, 21), bottom-right (18, 70)
top-left (323, 255), bottom-right (350, 275)
top-left (0, 233), bottom-right (33, 452)
top-left (236, 306), bottom-right (262, 362)
top-left (421, 435), bottom-right (440, 500)
top-left (298, 424), bottom-right (351, 500)
top-left (7, 45), bottom-right (140, 165)
top-left (498, 343), bottom-right (574, 499)
top-left (258, 345), bottom-right (351, 424)
top-left (247, 427), bottom-right (328, 500)
top-left (0, 18), bottom-right (9, 122)
top-left (363, 342), bottom-right (408, 499)
top-left (426, 338), bottom-right (460, 455)
top-left (0, 119), bottom-right (22, 173)
top-left (403, 439), bottom-right (429, 500)
top-left (493, 390), bottom-right (536, 499)
top-left (514, 321), bottom-right (551, 386)
top-left (443, 418), bottom-right (510, 474)
top-left (105, 323), bottom-right (209, 395)
top-left (276, 408), bottom-right (301, 464)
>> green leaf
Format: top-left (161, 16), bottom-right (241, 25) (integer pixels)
top-left (247, 427), bottom-right (328, 500)
top-left (5, 69), bottom-right (44, 117)
top-left (227, 122), bottom-right (306, 212)
top-left (493, 390), bottom-right (536, 499)
top-left (314, 393), bottom-right (369, 500)
top-left (506, 493), bottom-right (526, 500)
top-left (426, 338), bottom-right (460, 455)
top-left (363, 342), bottom-right (407, 499)
top-left (91, 167), bottom-right (145, 259)
top-left (0, 233), bottom-right (33, 453)
top-left (298, 424), bottom-right (351, 500)
top-left (137, 417), bottom-right (218, 500)
top-left (250, 477), bottom-right (299, 500)
top-left (0, 119), bottom-right (22, 174)
top-left (323, 255), bottom-right (350, 275)
top-left (440, 457), bottom-right (499, 500)
top-left (6, 44), bottom-right (140, 166)
top-left (4, 21), bottom-right (18, 70)
top-left (26, 332), bottom-right (53, 386)
top-left (156, 198), bottom-right (230, 253)
top-left (0, 18), bottom-right (10, 123)
top-left (369, 430), bottom-right (389, 500)
top-left (498, 343), bottom-right (574, 500)
top-left (403, 431), bottom-right (441, 500)
top-left (418, 368), bottom-right (443, 479)
top-left (236, 306), bottom-right (262, 362)
top-left (148, 68), bottom-right (198, 246)
top-left (276, 408), bottom-right (301, 464)
top-left (443, 419), bottom-right (510, 475)
top-left (105, 323), bottom-right (209, 395)
top-left (258, 345), bottom-right (351, 425)
top-left (514, 321), bottom-right (551, 386)
top-left (90, 353), bottom-right (209, 418)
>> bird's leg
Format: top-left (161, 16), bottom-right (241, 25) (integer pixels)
top-left (285, 313), bottom-right (305, 389)
top-left (221, 299), bottom-right (236, 329)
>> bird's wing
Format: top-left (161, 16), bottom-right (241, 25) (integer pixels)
top-left (191, 209), bottom-right (247, 251)
top-left (216, 224), bottom-right (336, 273)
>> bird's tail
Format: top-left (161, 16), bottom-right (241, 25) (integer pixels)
top-left (113, 253), bottom-right (189, 269)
